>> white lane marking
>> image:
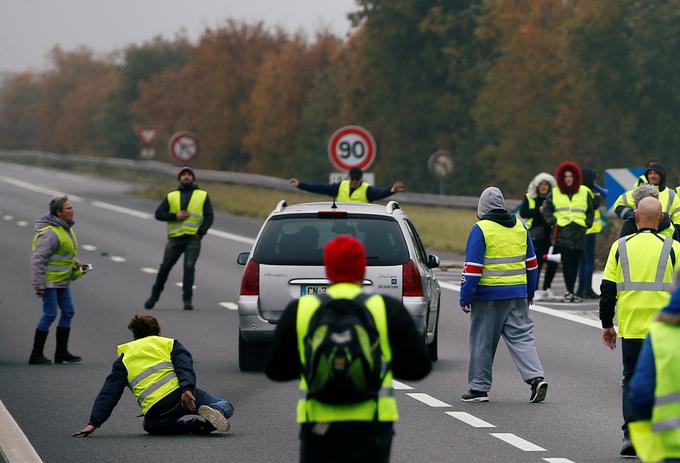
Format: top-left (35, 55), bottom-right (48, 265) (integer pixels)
top-left (110, 256), bottom-right (127, 263)
top-left (175, 282), bottom-right (197, 289)
top-left (406, 393), bottom-right (451, 408)
top-left (207, 229), bottom-right (255, 245)
top-left (0, 400), bottom-right (43, 462)
top-left (219, 302), bottom-right (238, 311)
top-left (0, 176), bottom-right (83, 202)
top-left (3, 215), bottom-right (14, 220)
top-left (17, 221), bottom-right (28, 227)
top-left (543, 459), bottom-right (576, 463)
top-left (439, 280), bottom-right (600, 329)
top-left (141, 267), bottom-right (158, 274)
top-left (446, 411), bottom-right (496, 428)
top-left (90, 201), bottom-right (153, 219)
top-left (392, 380), bottom-right (413, 390)
top-left (81, 244), bottom-right (97, 251)
top-left (490, 433), bottom-right (546, 452)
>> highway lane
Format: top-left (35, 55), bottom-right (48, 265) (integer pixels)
top-left (0, 163), bottom-right (628, 462)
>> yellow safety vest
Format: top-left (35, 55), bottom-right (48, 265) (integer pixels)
top-left (295, 283), bottom-right (398, 423)
top-left (630, 322), bottom-right (680, 462)
top-left (117, 336), bottom-right (181, 415)
top-left (619, 187), bottom-right (680, 221)
top-left (166, 189), bottom-right (207, 238)
top-left (584, 187), bottom-right (603, 235)
top-left (552, 186), bottom-right (589, 228)
top-left (523, 194), bottom-right (536, 229)
top-left (477, 219), bottom-right (528, 287)
top-left (336, 180), bottom-right (369, 203)
top-left (635, 174), bottom-right (649, 187)
top-left (32, 225), bottom-right (80, 283)
top-left (602, 232), bottom-right (679, 338)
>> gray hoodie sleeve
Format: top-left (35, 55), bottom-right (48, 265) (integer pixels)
top-left (31, 228), bottom-right (59, 289)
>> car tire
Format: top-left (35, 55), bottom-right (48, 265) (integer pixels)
top-left (239, 330), bottom-right (267, 372)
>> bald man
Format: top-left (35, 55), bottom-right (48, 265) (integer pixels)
top-left (600, 196), bottom-right (680, 456)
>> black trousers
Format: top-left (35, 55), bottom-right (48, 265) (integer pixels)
top-left (621, 338), bottom-right (644, 439)
top-left (299, 422), bottom-right (393, 463)
top-left (534, 239), bottom-right (558, 291)
top-left (557, 247), bottom-right (582, 293)
top-left (151, 235), bottom-right (201, 301)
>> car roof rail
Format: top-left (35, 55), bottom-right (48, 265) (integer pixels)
top-left (274, 199), bottom-right (288, 213)
top-left (385, 201), bottom-right (400, 213)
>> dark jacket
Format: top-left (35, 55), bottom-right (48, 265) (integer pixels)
top-left (155, 183), bottom-right (214, 237)
top-left (619, 213), bottom-right (679, 240)
top-left (296, 181), bottom-right (394, 203)
top-left (88, 339), bottom-right (196, 427)
top-left (629, 286), bottom-right (680, 418)
top-left (265, 294), bottom-right (431, 382)
top-left (520, 195), bottom-right (551, 243)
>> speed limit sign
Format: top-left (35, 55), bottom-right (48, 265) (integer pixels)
top-left (169, 131), bottom-right (199, 163)
top-left (327, 125), bottom-right (376, 171)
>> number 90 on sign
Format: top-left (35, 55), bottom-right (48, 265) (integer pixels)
top-left (328, 126), bottom-right (376, 171)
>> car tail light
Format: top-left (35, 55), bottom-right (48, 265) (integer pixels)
top-left (402, 260), bottom-right (423, 297)
top-left (240, 260), bottom-right (260, 295)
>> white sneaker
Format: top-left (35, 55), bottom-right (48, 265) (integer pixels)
top-left (198, 405), bottom-right (230, 432)
top-left (533, 290), bottom-right (545, 301)
top-left (544, 288), bottom-right (555, 300)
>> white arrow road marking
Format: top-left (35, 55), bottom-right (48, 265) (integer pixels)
top-left (175, 282), bottom-right (197, 289)
top-left (0, 400), bottom-right (43, 463)
top-left (110, 256), bottom-right (127, 263)
top-left (490, 433), bottom-right (546, 452)
top-left (392, 380), bottom-right (413, 390)
top-left (90, 201), bottom-right (153, 219)
top-left (17, 221), bottom-right (28, 227)
top-left (406, 393), bottom-right (451, 408)
top-left (141, 267), bottom-right (158, 274)
top-left (3, 215), bottom-right (14, 220)
top-left (0, 176), bottom-right (83, 202)
top-left (446, 412), bottom-right (496, 428)
top-left (81, 244), bottom-right (97, 251)
top-left (543, 459), bottom-right (576, 463)
top-left (218, 302), bottom-right (238, 311)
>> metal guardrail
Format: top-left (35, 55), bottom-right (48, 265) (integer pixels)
top-left (0, 150), bottom-right (520, 210)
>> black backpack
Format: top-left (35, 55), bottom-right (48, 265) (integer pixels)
top-left (303, 293), bottom-right (384, 404)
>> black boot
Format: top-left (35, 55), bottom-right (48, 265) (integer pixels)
top-left (144, 293), bottom-right (159, 310)
top-left (29, 329), bottom-right (52, 365)
top-left (55, 327), bottom-right (82, 364)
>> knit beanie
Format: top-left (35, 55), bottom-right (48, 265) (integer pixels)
top-left (177, 166), bottom-right (195, 180)
top-left (324, 235), bottom-right (366, 283)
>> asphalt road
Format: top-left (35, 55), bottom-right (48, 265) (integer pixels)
top-left (0, 162), bottom-right (627, 463)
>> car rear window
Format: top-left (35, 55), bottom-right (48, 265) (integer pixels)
top-left (253, 214), bottom-right (410, 266)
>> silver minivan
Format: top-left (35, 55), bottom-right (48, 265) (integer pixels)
top-left (236, 200), bottom-right (441, 371)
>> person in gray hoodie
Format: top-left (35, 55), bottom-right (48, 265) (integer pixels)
top-left (30, 196), bottom-right (89, 365)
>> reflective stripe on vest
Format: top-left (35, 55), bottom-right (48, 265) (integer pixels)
top-left (552, 186), bottom-right (588, 227)
top-left (166, 189), bottom-right (207, 238)
top-left (477, 219), bottom-right (528, 287)
top-left (32, 225), bottom-right (78, 283)
top-left (631, 323), bottom-right (680, 460)
top-left (295, 282), bottom-right (398, 423)
top-left (622, 187), bottom-right (676, 215)
top-left (117, 336), bottom-right (180, 414)
top-left (614, 233), bottom-right (675, 338)
top-left (336, 180), bottom-right (369, 203)
top-left (523, 194), bottom-right (535, 228)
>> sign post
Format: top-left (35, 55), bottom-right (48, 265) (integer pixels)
top-left (327, 125), bottom-right (377, 183)
top-left (168, 131), bottom-right (199, 164)
top-left (427, 150), bottom-right (454, 195)
top-left (135, 127), bottom-right (158, 159)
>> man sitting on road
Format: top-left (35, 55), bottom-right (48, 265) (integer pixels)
top-left (289, 167), bottom-right (405, 203)
top-left (73, 315), bottom-right (233, 437)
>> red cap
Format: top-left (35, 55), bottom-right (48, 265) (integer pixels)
top-left (324, 235), bottom-right (366, 283)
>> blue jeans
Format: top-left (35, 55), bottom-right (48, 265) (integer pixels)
top-left (577, 233), bottom-right (597, 294)
top-left (143, 388), bottom-right (234, 435)
top-left (37, 288), bottom-right (75, 331)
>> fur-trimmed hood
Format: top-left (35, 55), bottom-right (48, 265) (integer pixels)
top-left (556, 161), bottom-right (582, 195)
top-left (526, 172), bottom-right (557, 198)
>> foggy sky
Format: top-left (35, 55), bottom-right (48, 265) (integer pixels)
top-left (0, 0), bottom-right (357, 72)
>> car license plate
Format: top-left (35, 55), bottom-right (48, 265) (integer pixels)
top-left (301, 285), bottom-right (327, 296)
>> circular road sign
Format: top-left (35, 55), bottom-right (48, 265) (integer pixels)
top-left (328, 125), bottom-right (377, 172)
top-left (428, 150), bottom-right (454, 178)
top-left (169, 131), bottom-right (199, 163)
